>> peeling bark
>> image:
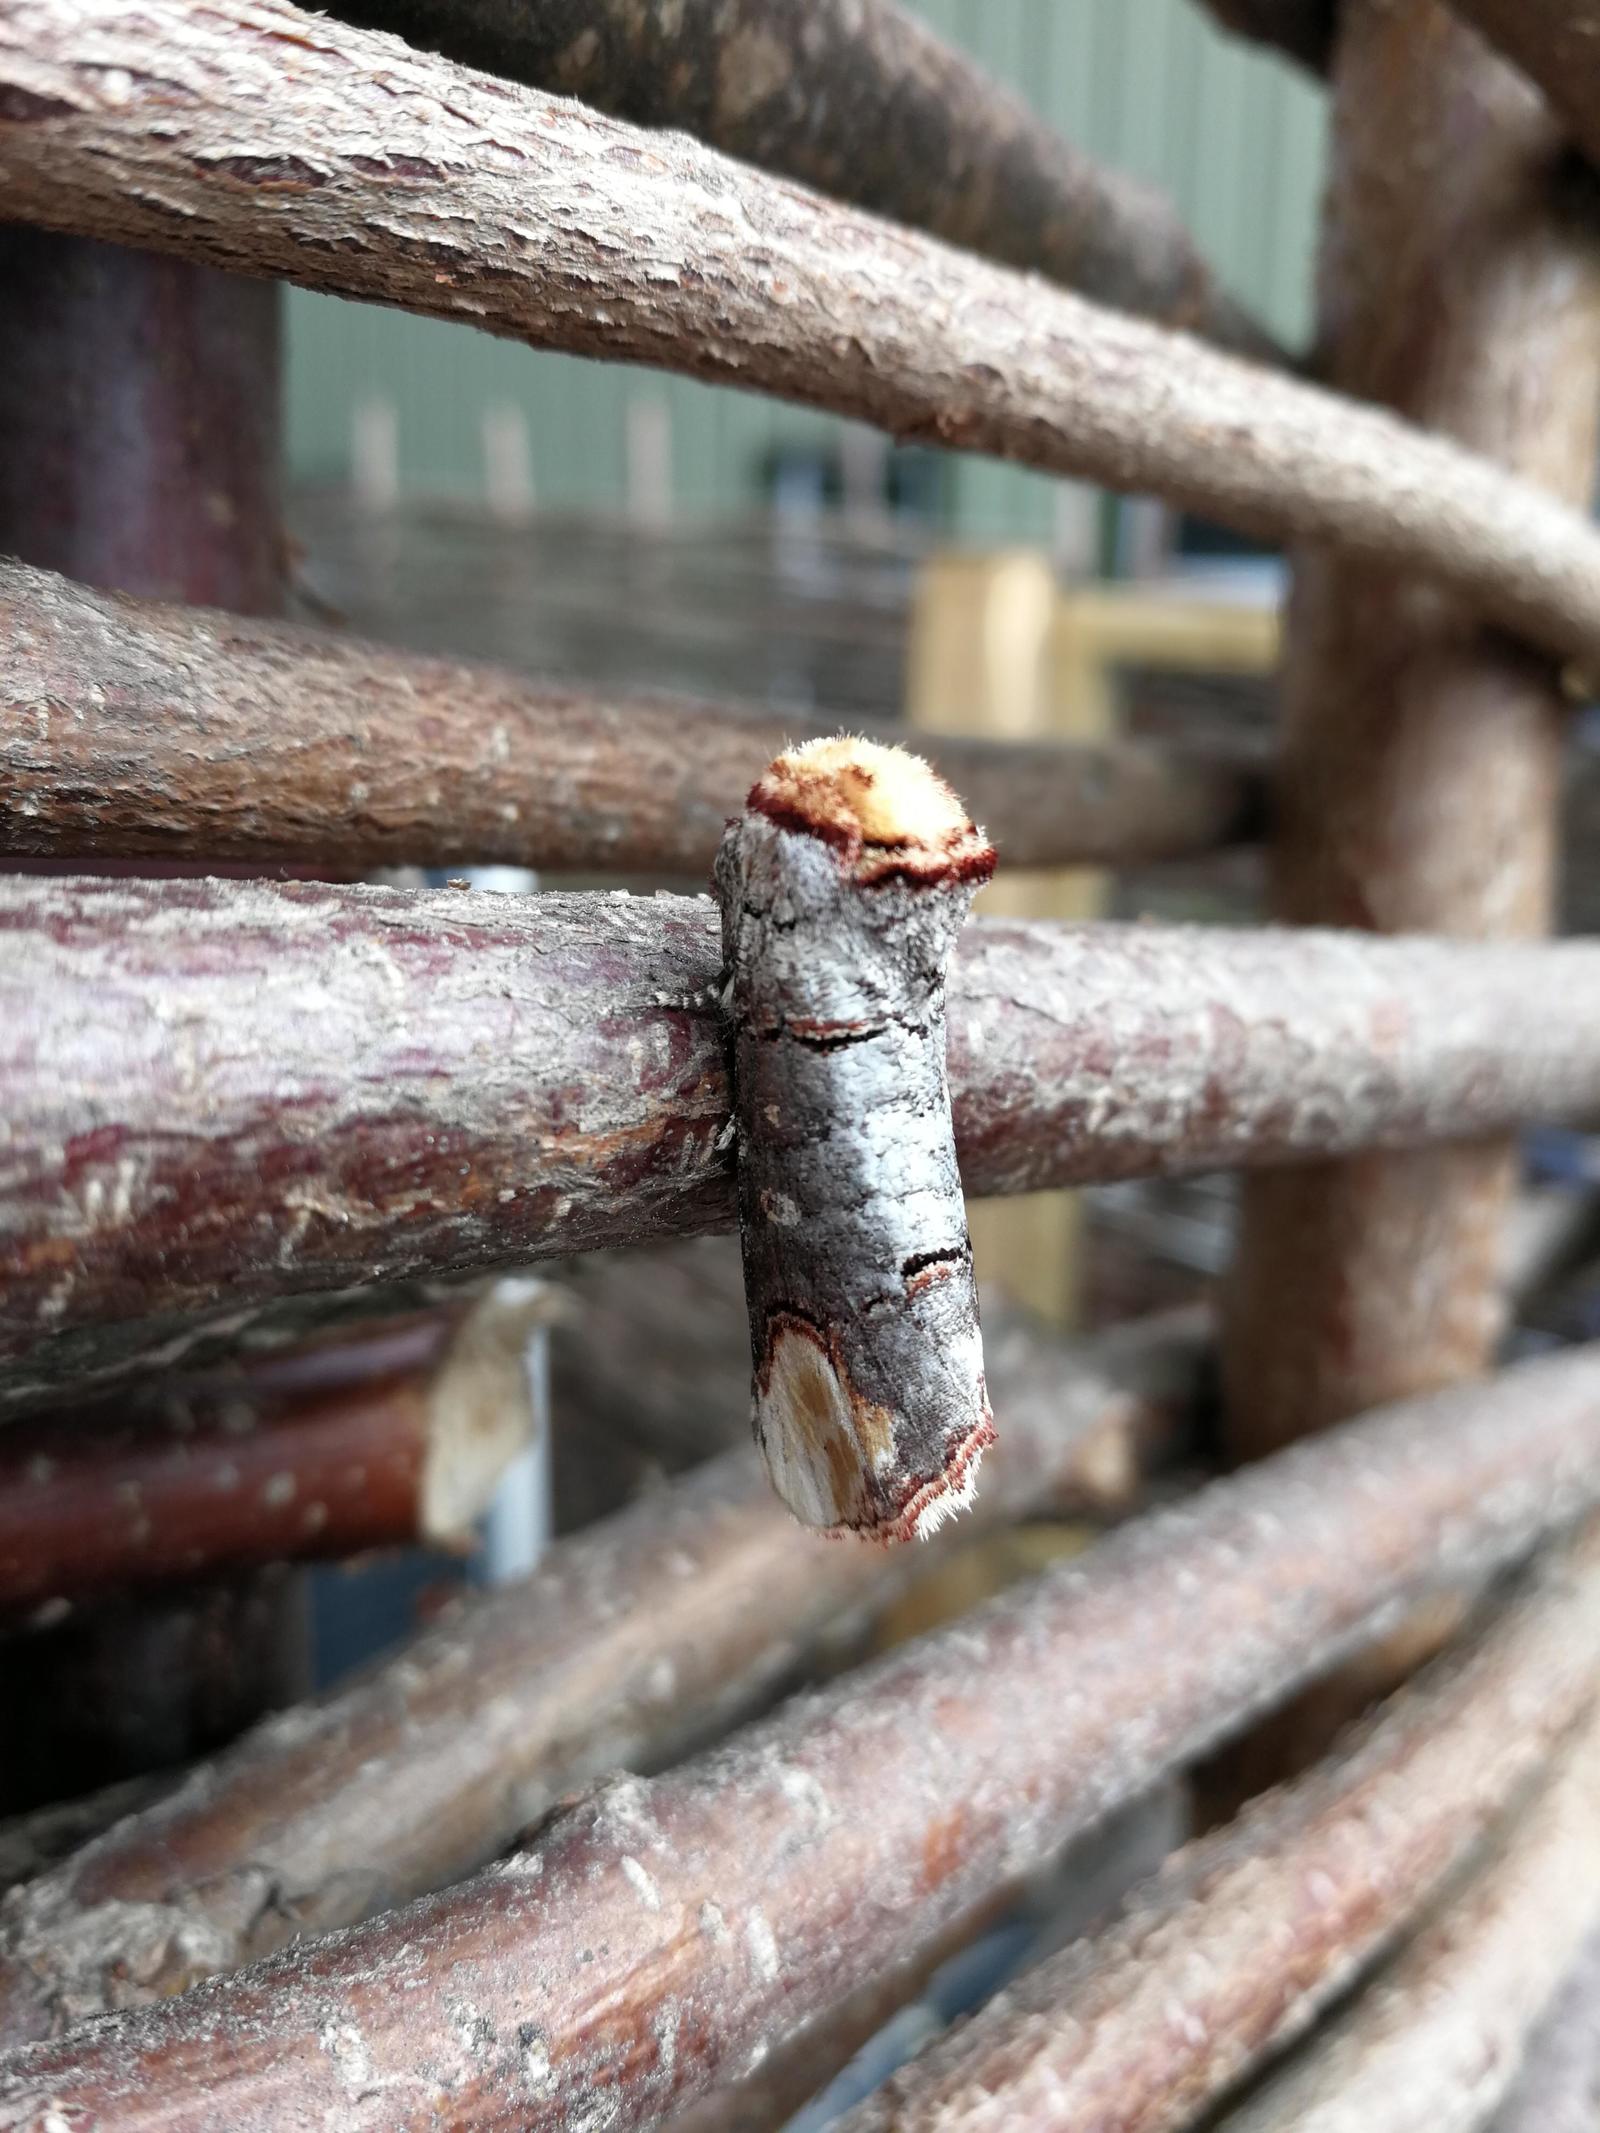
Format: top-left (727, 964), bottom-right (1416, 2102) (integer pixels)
top-left (7, 3), bottom-right (1600, 666)
top-left (1221, 1696), bottom-right (1600, 2133)
top-left (1226, 2), bottom-right (1600, 1456)
top-left (1450, 1), bottom-right (1600, 180)
top-left (4, 1345), bottom-right (1600, 2118)
top-left (0, 1279), bottom-right (557, 1616)
top-left (0, 1310), bottom-right (1205, 2047)
top-left (327, 0), bottom-right (1278, 357)
top-left (837, 1537), bottom-right (1600, 2133)
top-left (4, 878), bottom-right (1600, 1407)
top-left (0, 558), bottom-right (1261, 876)
top-left (715, 742), bottom-right (994, 1540)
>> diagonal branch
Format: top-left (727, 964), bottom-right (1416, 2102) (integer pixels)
top-left (0, 558), bottom-right (1263, 876)
top-left (328, 0), bottom-right (1280, 357)
top-left (0, 1309), bottom-right (1204, 2046)
top-left (4, 1344), bottom-right (1600, 2122)
top-left (836, 1536), bottom-right (1600, 2133)
top-left (1222, 1695), bottom-right (1600, 2133)
top-left (6, 1), bottom-right (1600, 667)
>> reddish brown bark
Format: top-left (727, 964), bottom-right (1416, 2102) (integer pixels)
top-left (328, 0), bottom-right (1277, 357)
top-left (5, 881), bottom-right (1600, 1409)
top-left (0, 559), bottom-right (1261, 877)
top-left (0, 232), bottom-right (281, 615)
top-left (0, 1309), bottom-right (1205, 2046)
top-left (838, 1536), bottom-right (1600, 2132)
top-left (7, 2), bottom-right (1600, 667)
top-left (1223, 1696), bottom-right (1600, 2133)
top-left (0, 1280), bottom-right (555, 1617)
top-left (3, 1343), bottom-right (1600, 2120)
top-left (1450, 2), bottom-right (1600, 179)
top-left (1225, 3), bottom-right (1600, 1457)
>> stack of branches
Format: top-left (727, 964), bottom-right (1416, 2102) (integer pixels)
top-left (3, 0), bottom-right (1600, 2128)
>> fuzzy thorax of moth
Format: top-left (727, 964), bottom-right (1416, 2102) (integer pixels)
top-left (715, 737), bottom-right (996, 1543)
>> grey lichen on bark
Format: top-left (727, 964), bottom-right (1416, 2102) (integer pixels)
top-left (715, 740), bottom-right (995, 1542)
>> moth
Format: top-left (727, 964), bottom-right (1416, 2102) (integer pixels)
top-left (714, 736), bottom-right (996, 1542)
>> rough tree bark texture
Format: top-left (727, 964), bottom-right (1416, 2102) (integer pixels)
top-left (0, 559), bottom-right (1261, 876)
top-left (837, 1538), bottom-right (1600, 2133)
top-left (1485, 1922), bottom-right (1600, 2133)
top-left (1222, 1699), bottom-right (1600, 2133)
top-left (4, 1345), bottom-right (1600, 2122)
top-left (1450, 2), bottom-right (1600, 177)
top-left (0, 1279), bottom-right (555, 1615)
top-left (0, 230), bottom-right (280, 614)
top-left (0, 186), bottom-right (293, 1797)
top-left (328, 0), bottom-right (1277, 356)
top-left (1225, 2), bottom-right (1600, 1457)
top-left (6, 882), bottom-right (1600, 1409)
top-left (715, 741), bottom-right (994, 1541)
top-left (1198, 0), bottom-right (1339, 70)
top-left (0, 1311), bottom-right (1204, 2046)
top-left (9, 3), bottom-right (1600, 669)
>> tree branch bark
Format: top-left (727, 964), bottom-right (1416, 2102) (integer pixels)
top-left (1484, 1921), bottom-right (1600, 2133)
top-left (4, 1343), bottom-right (1600, 2120)
top-left (1449, 2), bottom-right (1600, 181)
top-left (0, 558), bottom-right (1262, 876)
top-left (0, 1308), bottom-right (1205, 2046)
top-left (7, 1), bottom-right (1600, 668)
top-left (5, 877), bottom-right (1600, 1409)
top-left (836, 1536), bottom-right (1600, 2133)
top-left (1221, 1696), bottom-right (1600, 2133)
top-left (0, 1279), bottom-right (557, 1616)
top-left (324, 0), bottom-right (1279, 358)
top-left (1225, 0), bottom-right (1600, 1454)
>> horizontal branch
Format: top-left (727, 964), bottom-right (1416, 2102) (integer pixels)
top-left (1449, 3), bottom-right (1600, 179)
top-left (1223, 1697), bottom-right (1600, 2133)
top-left (4, 1344), bottom-right (1600, 2120)
top-left (0, 1310), bottom-right (1205, 2046)
top-left (326, 0), bottom-right (1278, 357)
top-left (0, 1279), bottom-right (557, 1616)
top-left (837, 1537), bottom-right (1600, 2133)
top-left (7, 1), bottom-right (1600, 666)
top-left (0, 558), bottom-right (1261, 875)
top-left (5, 876), bottom-right (1600, 1402)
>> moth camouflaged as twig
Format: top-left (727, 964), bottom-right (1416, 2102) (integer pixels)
top-left (715, 737), bottom-right (996, 1541)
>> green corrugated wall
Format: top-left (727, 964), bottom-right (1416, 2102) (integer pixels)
top-left (286, 1), bottom-right (1326, 540)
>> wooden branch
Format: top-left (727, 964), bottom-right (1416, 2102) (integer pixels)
top-left (1221, 1697), bottom-right (1600, 2133)
top-left (9, 5), bottom-right (1600, 669)
top-left (1197, 1), bottom-right (1338, 71)
top-left (1449, 2), bottom-right (1600, 179)
top-left (0, 1779), bottom-right (166, 1898)
top-left (0, 229), bottom-right (281, 614)
top-left (715, 741), bottom-right (995, 1540)
top-left (1485, 1922), bottom-right (1600, 2133)
top-left (5, 1345), bottom-right (1600, 2117)
top-left (6, 877), bottom-right (1600, 1407)
top-left (325, 0), bottom-right (1278, 358)
top-left (835, 1537), bottom-right (1600, 2133)
top-left (0, 558), bottom-right (1261, 876)
top-left (0, 1279), bottom-right (557, 1617)
top-left (0, 1309), bottom-right (1205, 2046)
top-left (1225, 3), bottom-right (1600, 1456)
